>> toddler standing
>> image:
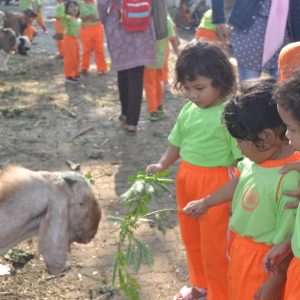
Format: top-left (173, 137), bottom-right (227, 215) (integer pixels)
top-left (79, 0), bottom-right (108, 75)
top-left (146, 40), bottom-right (242, 300)
top-left (62, 0), bottom-right (81, 83)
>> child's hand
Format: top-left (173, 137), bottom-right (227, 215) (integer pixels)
top-left (263, 240), bottom-right (292, 275)
top-left (146, 163), bottom-right (164, 175)
top-left (253, 275), bottom-right (285, 300)
top-left (183, 199), bottom-right (209, 218)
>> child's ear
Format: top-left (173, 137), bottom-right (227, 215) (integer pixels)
top-left (258, 129), bottom-right (276, 146)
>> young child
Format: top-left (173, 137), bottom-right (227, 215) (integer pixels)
top-left (51, 0), bottom-right (65, 59)
top-left (184, 78), bottom-right (300, 300)
top-left (79, 0), bottom-right (108, 75)
top-left (278, 42), bottom-right (300, 83)
top-left (62, 0), bottom-right (81, 83)
top-left (262, 72), bottom-right (300, 300)
top-left (146, 40), bottom-right (242, 300)
top-left (143, 15), bottom-right (179, 121)
top-left (195, 9), bottom-right (219, 43)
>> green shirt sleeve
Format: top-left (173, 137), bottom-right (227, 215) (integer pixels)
top-left (272, 171), bottom-right (298, 244)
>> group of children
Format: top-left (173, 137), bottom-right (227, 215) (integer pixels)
top-left (146, 37), bottom-right (300, 300)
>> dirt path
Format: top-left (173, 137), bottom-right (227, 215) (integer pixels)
top-left (0, 1), bottom-right (196, 299)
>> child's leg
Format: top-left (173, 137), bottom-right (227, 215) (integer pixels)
top-left (156, 69), bottom-right (163, 108)
top-left (24, 23), bottom-right (37, 41)
top-left (55, 20), bottom-right (64, 57)
top-left (93, 23), bottom-right (108, 73)
top-left (80, 27), bottom-right (92, 72)
top-left (176, 161), bottom-right (230, 300)
top-left (283, 257), bottom-right (300, 299)
top-left (144, 68), bottom-right (158, 113)
top-left (64, 35), bottom-right (78, 78)
top-left (228, 235), bottom-right (271, 300)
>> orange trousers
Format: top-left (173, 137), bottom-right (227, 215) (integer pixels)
top-left (284, 257), bottom-right (300, 300)
top-left (228, 234), bottom-right (272, 300)
top-left (144, 68), bottom-right (163, 113)
top-left (24, 23), bottom-right (37, 41)
top-left (195, 28), bottom-right (219, 43)
top-left (63, 35), bottom-right (80, 78)
top-left (80, 23), bottom-right (107, 72)
top-left (55, 19), bottom-right (64, 57)
top-left (176, 161), bottom-right (231, 300)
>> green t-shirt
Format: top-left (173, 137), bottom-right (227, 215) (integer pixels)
top-left (168, 101), bottom-right (242, 167)
top-left (199, 9), bottom-right (216, 31)
top-left (62, 15), bottom-right (81, 37)
top-left (56, 2), bottom-right (65, 19)
top-left (80, 2), bottom-right (99, 26)
top-left (230, 154), bottom-right (300, 245)
top-left (146, 15), bottom-right (176, 69)
top-left (19, 0), bottom-right (32, 11)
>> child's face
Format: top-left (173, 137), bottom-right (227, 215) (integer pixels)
top-left (236, 139), bottom-right (269, 164)
top-left (69, 2), bottom-right (79, 16)
top-left (277, 105), bottom-right (300, 151)
top-left (183, 75), bottom-right (222, 108)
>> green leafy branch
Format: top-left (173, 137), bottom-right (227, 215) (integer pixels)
top-left (108, 170), bottom-right (176, 300)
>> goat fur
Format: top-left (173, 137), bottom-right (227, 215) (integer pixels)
top-left (0, 166), bottom-right (101, 275)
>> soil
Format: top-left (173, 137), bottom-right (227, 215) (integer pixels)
top-left (0, 1), bottom-right (195, 299)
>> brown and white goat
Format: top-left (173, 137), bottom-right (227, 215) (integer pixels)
top-left (0, 166), bottom-right (101, 275)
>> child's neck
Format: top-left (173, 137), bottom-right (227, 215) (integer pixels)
top-left (268, 143), bottom-right (294, 160)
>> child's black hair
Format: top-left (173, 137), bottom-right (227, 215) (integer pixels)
top-left (174, 40), bottom-right (235, 97)
top-left (223, 77), bottom-right (286, 146)
top-left (65, 0), bottom-right (79, 17)
top-left (275, 71), bottom-right (300, 123)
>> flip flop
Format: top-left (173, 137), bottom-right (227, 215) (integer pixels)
top-left (173, 286), bottom-right (207, 300)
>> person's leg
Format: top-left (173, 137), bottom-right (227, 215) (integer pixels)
top-left (126, 66), bottom-right (144, 126)
top-left (238, 63), bottom-right (261, 82)
top-left (117, 69), bottom-right (129, 119)
top-left (94, 24), bottom-right (108, 73)
top-left (54, 20), bottom-right (64, 57)
top-left (80, 27), bottom-right (92, 72)
top-left (144, 68), bottom-right (158, 113)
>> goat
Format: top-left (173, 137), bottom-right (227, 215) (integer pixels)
top-left (0, 165), bottom-right (101, 275)
top-left (0, 27), bottom-right (16, 71)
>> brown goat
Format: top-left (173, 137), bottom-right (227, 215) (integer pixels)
top-left (0, 166), bottom-right (101, 275)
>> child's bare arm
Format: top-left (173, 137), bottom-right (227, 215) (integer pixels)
top-left (146, 144), bottom-right (180, 175)
top-left (263, 239), bottom-right (292, 274)
top-left (183, 177), bottom-right (239, 218)
top-left (170, 36), bottom-right (180, 56)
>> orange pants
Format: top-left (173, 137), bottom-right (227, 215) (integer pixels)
top-left (284, 257), bottom-right (300, 300)
top-left (55, 19), bottom-right (64, 56)
top-left (195, 28), bottom-right (219, 43)
top-left (278, 42), bottom-right (300, 83)
top-left (144, 68), bottom-right (163, 113)
top-left (24, 23), bottom-right (37, 41)
top-left (63, 35), bottom-right (80, 78)
top-left (228, 234), bottom-right (272, 300)
top-left (80, 23), bottom-right (107, 72)
top-left (176, 161), bottom-right (231, 300)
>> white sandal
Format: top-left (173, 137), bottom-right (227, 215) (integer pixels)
top-left (173, 286), bottom-right (207, 300)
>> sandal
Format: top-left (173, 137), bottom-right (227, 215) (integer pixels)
top-left (173, 286), bottom-right (207, 300)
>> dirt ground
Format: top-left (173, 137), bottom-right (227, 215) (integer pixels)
top-left (0, 1), bottom-right (195, 299)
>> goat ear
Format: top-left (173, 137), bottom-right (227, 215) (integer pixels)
top-left (38, 193), bottom-right (69, 275)
top-left (62, 173), bottom-right (79, 186)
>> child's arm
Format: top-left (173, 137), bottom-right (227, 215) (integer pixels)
top-left (263, 239), bottom-right (292, 274)
top-left (170, 36), bottom-right (180, 56)
top-left (183, 177), bottom-right (239, 218)
top-left (146, 144), bottom-right (180, 175)
top-left (80, 14), bottom-right (99, 22)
